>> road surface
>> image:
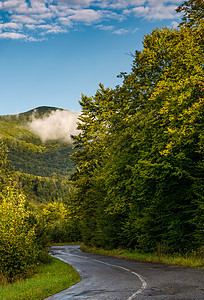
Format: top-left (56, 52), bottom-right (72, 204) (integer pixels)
top-left (46, 245), bottom-right (204, 300)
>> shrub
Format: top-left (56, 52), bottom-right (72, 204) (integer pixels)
top-left (0, 186), bottom-right (39, 282)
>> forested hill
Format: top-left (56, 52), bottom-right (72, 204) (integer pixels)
top-left (71, 1), bottom-right (204, 254)
top-left (0, 106), bottom-right (62, 126)
top-left (0, 106), bottom-right (77, 178)
top-left (0, 2), bottom-right (203, 284)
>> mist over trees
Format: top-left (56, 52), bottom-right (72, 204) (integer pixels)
top-left (0, 107), bottom-right (77, 178)
top-left (0, 108), bottom-right (78, 282)
top-left (0, 0), bottom-right (203, 284)
top-left (71, 0), bottom-right (204, 253)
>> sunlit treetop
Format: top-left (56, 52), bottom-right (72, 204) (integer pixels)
top-left (176, 0), bottom-right (204, 27)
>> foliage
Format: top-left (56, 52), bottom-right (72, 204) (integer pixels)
top-left (0, 106), bottom-right (62, 126)
top-left (71, 2), bottom-right (204, 254)
top-left (0, 107), bottom-right (75, 178)
top-left (0, 141), bottom-right (13, 191)
top-left (176, 0), bottom-right (204, 27)
top-left (16, 172), bottom-right (72, 203)
top-left (6, 139), bottom-right (75, 178)
top-left (81, 245), bottom-right (204, 269)
top-left (0, 185), bottom-right (38, 281)
top-left (0, 111), bottom-right (79, 285)
top-left (0, 257), bottom-right (81, 300)
top-left (1, 138), bottom-right (73, 204)
top-left (0, 144), bottom-right (50, 282)
top-left (0, 138), bottom-right (79, 283)
top-left (41, 199), bottom-right (81, 243)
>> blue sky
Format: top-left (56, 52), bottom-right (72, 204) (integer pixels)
top-left (0, 0), bottom-right (183, 115)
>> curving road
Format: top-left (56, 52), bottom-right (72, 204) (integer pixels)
top-left (46, 245), bottom-right (204, 300)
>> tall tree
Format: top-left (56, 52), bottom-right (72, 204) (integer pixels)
top-left (176, 0), bottom-right (204, 27)
top-left (71, 1), bottom-right (204, 252)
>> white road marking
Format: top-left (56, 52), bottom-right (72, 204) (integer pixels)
top-left (51, 249), bottom-right (147, 299)
top-left (92, 258), bottom-right (147, 299)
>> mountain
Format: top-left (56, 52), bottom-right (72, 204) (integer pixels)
top-left (0, 106), bottom-right (77, 178)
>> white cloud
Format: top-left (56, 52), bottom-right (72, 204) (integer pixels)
top-left (122, 9), bottom-right (132, 16)
top-left (110, 1), bottom-right (131, 9)
top-left (96, 24), bottom-right (114, 31)
top-left (132, 3), bottom-right (178, 20)
top-left (33, 12), bottom-right (54, 20)
top-left (0, 22), bottom-right (23, 30)
top-left (112, 27), bottom-right (138, 34)
top-left (0, 31), bottom-right (26, 39)
top-left (59, 17), bottom-right (73, 27)
top-left (96, 0), bottom-right (145, 9)
top-left (29, 110), bottom-right (80, 143)
top-left (113, 28), bottom-right (128, 34)
top-left (31, 24), bottom-right (68, 35)
top-left (25, 24), bottom-right (36, 30)
top-left (2, 0), bottom-right (23, 10)
top-left (36, 24), bottom-right (52, 30)
top-left (2, 0), bottom-right (29, 14)
top-left (27, 36), bottom-right (46, 41)
top-left (132, 6), bottom-right (150, 17)
top-left (12, 15), bottom-right (40, 24)
top-left (102, 10), bottom-right (125, 22)
top-left (68, 9), bottom-right (102, 23)
top-left (130, 0), bottom-right (146, 5)
top-left (30, 0), bottom-right (49, 14)
top-left (57, 0), bottom-right (93, 7)
top-left (45, 26), bottom-right (67, 34)
top-left (0, 0), bottom-right (182, 40)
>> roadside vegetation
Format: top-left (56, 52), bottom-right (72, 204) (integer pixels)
top-left (0, 143), bottom-right (80, 297)
top-left (0, 257), bottom-right (81, 300)
top-left (0, 142), bottom-right (80, 284)
top-left (0, 0), bottom-right (203, 298)
top-left (81, 245), bottom-right (204, 269)
top-left (71, 0), bottom-right (204, 256)
top-left (0, 142), bottom-right (50, 283)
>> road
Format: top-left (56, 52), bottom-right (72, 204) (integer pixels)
top-left (46, 245), bottom-right (204, 300)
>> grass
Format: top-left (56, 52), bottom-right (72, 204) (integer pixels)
top-left (0, 256), bottom-right (81, 300)
top-left (81, 244), bottom-right (204, 269)
top-left (51, 242), bottom-right (81, 246)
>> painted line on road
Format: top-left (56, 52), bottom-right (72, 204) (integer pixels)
top-left (52, 250), bottom-right (147, 299)
top-left (92, 258), bottom-right (147, 300)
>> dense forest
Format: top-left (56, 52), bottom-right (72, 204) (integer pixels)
top-left (0, 107), bottom-right (79, 282)
top-left (0, 0), bottom-right (203, 284)
top-left (71, 0), bottom-right (204, 254)
top-left (0, 106), bottom-right (75, 178)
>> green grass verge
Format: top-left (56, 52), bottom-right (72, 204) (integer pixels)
top-left (81, 245), bottom-right (204, 269)
top-left (51, 242), bottom-right (81, 246)
top-left (0, 256), bottom-right (81, 300)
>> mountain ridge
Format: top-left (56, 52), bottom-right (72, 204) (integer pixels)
top-left (0, 106), bottom-right (77, 178)
top-left (0, 106), bottom-right (66, 126)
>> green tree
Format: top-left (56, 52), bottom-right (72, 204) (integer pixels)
top-left (71, 85), bottom-right (116, 244)
top-left (71, 1), bottom-right (204, 252)
top-left (176, 0), bottom-right (204, 27)
top-left (0, 141), bottom-right (14, 193)
top-left (0, 141), bottom-right (49, 282)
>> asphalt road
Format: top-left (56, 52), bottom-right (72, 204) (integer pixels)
top-left (46, 245), bottom-right (204, 300)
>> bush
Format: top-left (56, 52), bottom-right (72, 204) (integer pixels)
top-left (41, 201), bottom-right (81, 243)
top-left (0, 186), bottom-right (39, 282)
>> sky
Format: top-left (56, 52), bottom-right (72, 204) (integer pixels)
top-left (0, 0), bottom-right (183, 115)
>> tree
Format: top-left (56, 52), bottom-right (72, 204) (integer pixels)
top-left (0, 141), bottom-right (49, 282)
top-left (71, 1), bottom-right (204, 252)
top-left (176, 0), bottom-right (204, 27)
top-left (71, 85), bottom-right (117, 244)
top-left (0, 141), bottom-right (14, 194)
